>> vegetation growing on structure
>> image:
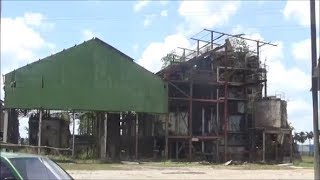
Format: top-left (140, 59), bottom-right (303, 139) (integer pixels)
top-left (161, 51), bottom-right (186, 69)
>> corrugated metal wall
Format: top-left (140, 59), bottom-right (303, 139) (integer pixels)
top-left (4, 38), bottom-right (168, 113)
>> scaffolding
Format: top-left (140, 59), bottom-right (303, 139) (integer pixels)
top-left (157, 29), bottom-right (293, 163)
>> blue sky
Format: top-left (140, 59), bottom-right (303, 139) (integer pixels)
top-left (1, 0), bottom-right (319, 137)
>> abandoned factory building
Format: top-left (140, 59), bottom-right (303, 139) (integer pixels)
top-left (1, 30), bottom-right (292, 163)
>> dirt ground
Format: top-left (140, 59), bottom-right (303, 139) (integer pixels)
top-left (68, 166), bottom-right (314, 179)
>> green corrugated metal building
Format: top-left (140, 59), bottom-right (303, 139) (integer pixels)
top-left (4, 38), bottom-right (168, 114)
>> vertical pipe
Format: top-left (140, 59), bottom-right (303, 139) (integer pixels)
top-left (256, 41), bottom-right (260, 60)
top-left (211, 32), bottom-right (214, 49)
top-left (202, 107), bottom-right (205, 153)
top-left (264, 63), bottom-right (267, 98)
top-left (72, 112), bottom-right (75, 158)
top-left (135, 113), bottom-right (139, 160)
top-left (3, 110), bottom-right (8, 143)
top-left (197, 40), bottom-right (200, 55)
top-left (38, 110), bottom-right (42, 154)
top-left (310, 0), bottom-right (320, 179)
top-left (223, 41), bottom-right (228, 162)
top-left (216, 89), bottom-right (219, 135)
top-left (262, 130), bottom-right (265, 162)
top-left (189, 81), bottom-right (193, 161)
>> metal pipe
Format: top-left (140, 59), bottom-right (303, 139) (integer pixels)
top-left (223, 41), bottom-right (229, 162)
top-left (169, 97), bottom-right (223, 103)
top-left (211, 31), bottom-right (214, 49)
top-left (216, 89), bottom-right (219, 136)
top-left (72, 112), bottom-right (75, 157)
top-left (197, 40), bottom-right (200, 55)
top-left (38, 110), bottom-right (42, 154)
top-left (189, 81), bottom-right (193, 160)
top-left (203, 29), bottom-right (277, 47)
top-left (310, 0), bottom-right (320, 178)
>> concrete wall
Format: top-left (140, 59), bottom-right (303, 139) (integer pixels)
top-left (254, 98), bottom-right (287, 128)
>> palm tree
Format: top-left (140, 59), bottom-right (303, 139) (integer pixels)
top-left (293, 133), bottom-right (300, 144)
top-left (306, 131), bottom-right (314, 156)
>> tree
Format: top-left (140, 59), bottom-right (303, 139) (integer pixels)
top-left (298, 131), bottom-right (307, 155)
top-left (306, 131), bottom-right (314, 156)
top-left (229, 38), bottom-right (250, 53)
top-left (293, 132), bottom-right (300, 144)
top-left (161, 51), bottom-right (186, 69)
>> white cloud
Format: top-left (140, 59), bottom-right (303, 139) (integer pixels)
top-left (283, 0), bottom-right (319, 27)
top-left (82, 29), bottom-right (96, 40)
top-left (133, 0), bottom-right (150, 12)
top-left (137, 33), bottom-right (190, 72)
top-left (287, 99), bottom-right (313, 132)
top-left (133, 43), bottom-right (139, 53)
top-left (159, 1), bottom-right (169, 6)
top-left (292, 38), bottom-right (319, 65)
top-left (138, 1), bottom-right (241, 72)
top-left (143, 14), bottom-right (156, 27)
top-left (1, 13), bottom-right (55, 100)
top-left (1, 13), bottom-right (55, 72)
top-left (178, 1), bottom-right (241, 34)
top-left (160, 10), bottom-right (168, 17)
top-left (23, 12), bottom-right (44, 26)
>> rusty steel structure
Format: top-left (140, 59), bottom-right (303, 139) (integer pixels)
top-left (157, 29), bottom-right (292, 163)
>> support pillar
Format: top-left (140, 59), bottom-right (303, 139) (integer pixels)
top-left (262, 130), bottom-right (265, 162)
top-left (290, 132), bottom-right (293, 163)
top-left (3, 110), bottom-right (8, 143)
top-left (201, 107), bottom-right (205, 153)
top-left (175, 142), bottom-right (179, 159)
top-left (188, 81), bottom-right (193, 161)
top-left (38, 110), bottom-right (43, 154)
top-left (72, 112), bottom-right (75, 158)
top-left (165, 113), bottom-right (169, 160)
top-left (104, 114), bottom-right (108, 158)
top-left (135, 113), bottom-right (139, 160)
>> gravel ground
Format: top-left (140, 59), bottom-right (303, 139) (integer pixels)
top-left (68, 166), bottom-right (314, 179)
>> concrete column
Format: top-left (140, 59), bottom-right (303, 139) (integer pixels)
top-left (72, 112), bottom-right (75, 158)
top-left (38, 110), bottom-right (43, 154)
top-left (3, 110), bottom-right (8, 143)
top-left (262, 130), bottom-right (265, 162)
top-left (165, 114), bottom-right (169, 160)
top-left (135, 113), bottom-right (139, 160)
top-left (202, 107), bottom-right (205, 153)
top-left (103, 114), bottom-right (108, 158)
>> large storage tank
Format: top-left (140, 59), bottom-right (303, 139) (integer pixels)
top-left (254, 97), bottom-right (288, 128)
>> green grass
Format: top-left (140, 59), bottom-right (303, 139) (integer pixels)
top-left (58, 163), bottom-right (124, 170)
top-left (293, 155), bottom-right (314, 168)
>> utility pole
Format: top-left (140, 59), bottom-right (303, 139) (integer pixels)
top-left (310, 0), bottom-right (320, 179)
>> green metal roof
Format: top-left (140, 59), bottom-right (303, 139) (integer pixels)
top-left (4, 38), bottom-right (168, 113)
